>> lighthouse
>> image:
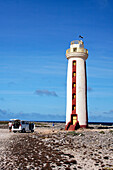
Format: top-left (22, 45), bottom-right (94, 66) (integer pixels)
top-left (65, 39), bottom-right (88, 130)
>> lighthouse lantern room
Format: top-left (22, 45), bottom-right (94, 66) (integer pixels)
top-left (65, 40), bottom-right (88, 131)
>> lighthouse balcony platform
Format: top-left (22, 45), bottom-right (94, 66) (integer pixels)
top-left (66, 40), bottom-right (88, 59)
top-left (66, 48), bottom-right (88, 54)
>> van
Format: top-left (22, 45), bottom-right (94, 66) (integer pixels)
top-left (11, 119), bottom-right (35, 133)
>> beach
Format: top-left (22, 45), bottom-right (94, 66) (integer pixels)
top-left (0, 123), bottom-right (113, 169)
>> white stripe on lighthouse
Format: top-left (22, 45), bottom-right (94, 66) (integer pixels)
top-left (76, 58), bottom-right (87, 126)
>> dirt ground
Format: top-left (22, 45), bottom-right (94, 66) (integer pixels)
top-left (0, 124), bottom-right (113, 169)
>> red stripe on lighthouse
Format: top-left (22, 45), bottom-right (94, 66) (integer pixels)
top-left (72, 60), bottom-right (76, 114)
top-left (65, 60), bottom-right (79, 130)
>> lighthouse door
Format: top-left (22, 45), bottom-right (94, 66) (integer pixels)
top-left (73, 116), bottom-right (77, 125)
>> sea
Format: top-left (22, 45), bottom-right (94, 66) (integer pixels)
top-left (34, 121), bottom-right (113, 126)
top-left (1, 120), bottom-right (113, 126)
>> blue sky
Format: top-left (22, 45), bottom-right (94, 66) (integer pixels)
top-left (0, 0), bottom-right (113, 122)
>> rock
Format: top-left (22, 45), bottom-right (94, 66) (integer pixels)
top-left (70, 160), bottom-right (77, 164)
top-left (103, 156), bottom-right (109, 159)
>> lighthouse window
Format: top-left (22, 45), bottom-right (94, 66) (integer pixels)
top-left (73, 83), bottom-right (76, 88)
top-left (73, 48), bottom-right (77, 52)
top-left (72, 93), bottom-right (76, 99)
top-left (72, 105), bottom-right (76, 110)
top-left (73, 72), bottom-right (76, 77)
top-left (73, 61), bottom-right (76, 66)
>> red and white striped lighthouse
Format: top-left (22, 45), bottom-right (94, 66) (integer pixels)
top-left (65, 40), bottom-right (88, 130)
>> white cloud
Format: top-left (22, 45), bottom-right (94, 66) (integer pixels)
top-left (88, 87), bottom-right (93, 92)
top-left (35, 89), bottom-right (58, 97)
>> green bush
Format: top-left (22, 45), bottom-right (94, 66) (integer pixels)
top-left (109, 130), bottom-right (113, 133)
top-left (99, 131), bottom-right (105, 134)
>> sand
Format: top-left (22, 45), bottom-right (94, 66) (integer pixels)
top-left (0, 123), bottom-right (113, 169)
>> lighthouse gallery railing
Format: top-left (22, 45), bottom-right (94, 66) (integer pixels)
top-left (66, 48), bottom-right (88, 54)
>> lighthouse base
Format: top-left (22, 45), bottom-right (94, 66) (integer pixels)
top-left (65, 121), bottom-right (80, 131)
top-left (80, 125), bottom-right (87, 128)
top-left (65, 123), bottom-right (87, 131)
